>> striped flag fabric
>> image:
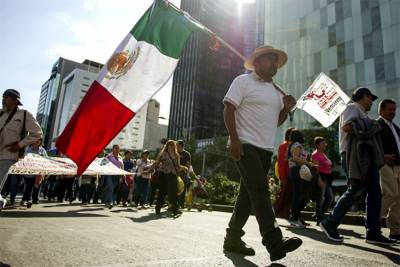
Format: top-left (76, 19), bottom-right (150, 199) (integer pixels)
top-left (56, 0), bottom-right (205, 175)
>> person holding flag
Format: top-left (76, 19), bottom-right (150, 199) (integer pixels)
top-left (222, 46), bottom-right (302, 262)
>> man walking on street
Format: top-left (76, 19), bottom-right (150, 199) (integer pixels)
top-left (223, 45), bottom-right (302, 262)
top-left (320, 88), bottom-right (396, 245)
top-left (377, 99), bottom-right (400, 242)
top-left (0, 89), bottom-right (42, 211)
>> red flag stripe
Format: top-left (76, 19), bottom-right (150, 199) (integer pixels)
top-left (56, 81), bottom-right (135, 175)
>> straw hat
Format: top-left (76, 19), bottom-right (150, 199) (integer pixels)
top-left (244, 45), bottom-right (288, 71)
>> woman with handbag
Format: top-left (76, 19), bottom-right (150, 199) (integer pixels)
top-left (148, 140), bottom-right (184, 217)
top-left (288, 129), bottom-right (318, 228)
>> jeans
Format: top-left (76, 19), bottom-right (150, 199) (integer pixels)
top-left (22, 176), bottom-right (35, 202)
top-left (80, 184), bottom-right (92, 204)
top-left (134, 176), bottom-right (150, 205)
top-left (226, 144), bottom-right (283, 252)
top-left (289, 166), bottom-right (311, 221)
top-left (325, 165), bottom-right (382, 237)
top-left (58, 178), bottom-right (74, 202)
top-left (9, 175), bottom-right (22, 203)
top-left (315, 173), bottom-right (334, 222)
top-left (104, 176), bottom-right (119, 205)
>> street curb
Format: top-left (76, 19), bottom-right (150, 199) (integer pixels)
top-left (206, 204), bottom-right (382, 227)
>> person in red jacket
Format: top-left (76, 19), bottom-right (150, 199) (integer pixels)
top-left (274, 127), bottom-right (294, 219)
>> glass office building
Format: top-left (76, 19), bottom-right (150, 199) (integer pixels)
top-left (265, 0), bottom-right (400, 127)
top-left (169, 0), bottom-right (264, 140)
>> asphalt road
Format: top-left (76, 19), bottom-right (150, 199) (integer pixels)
top-left (0, 203), bottom-right (399, 267)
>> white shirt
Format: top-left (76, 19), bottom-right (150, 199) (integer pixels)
top-left (223, 73), bottom-right (284, 151)
top-left (381, 116), bottom-right (400, 155)
top-left (339, 102), bottom-right (369, 153)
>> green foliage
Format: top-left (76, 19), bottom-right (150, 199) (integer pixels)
top-left (185, 136), bottom-right (240, 180)
top-left (205, 173), bottom-right (239, 205)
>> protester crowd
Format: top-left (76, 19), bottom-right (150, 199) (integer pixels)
top-left (0, 139), bottom-right (206, 218)
top-left (272, 91), bottom-right (400, 246)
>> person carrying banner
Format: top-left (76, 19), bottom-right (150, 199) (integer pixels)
top-left (320, 88), bottom-right (396, 245)
top-left (222, 45), bottom-right (302, 262)
top-left (0, 89), bottom-right (42, 211)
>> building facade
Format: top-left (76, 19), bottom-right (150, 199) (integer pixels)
top-left (265, 0), bottom-right (400, 128)
top-left (37, 58), bottom-right (102, 148)
top-left (168, 0), bottom-right (265, 140)
top-left (107, 99), bottom-right (167, 151)
top-left (52, 68), bottom-right (100, 147)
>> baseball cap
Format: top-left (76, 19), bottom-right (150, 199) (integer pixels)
top-left (351, 87), bottom-right (378, 102)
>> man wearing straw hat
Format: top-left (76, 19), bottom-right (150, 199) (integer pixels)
top-left (222, 46), bottom-right (301, 262)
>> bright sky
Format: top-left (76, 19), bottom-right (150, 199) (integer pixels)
top-left (0, 0), bottom-right (180, 124)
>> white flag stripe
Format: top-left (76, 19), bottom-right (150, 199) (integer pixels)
top-left (97, 34), bottom-right (178, 112)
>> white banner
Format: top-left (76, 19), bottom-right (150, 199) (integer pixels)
top-left (296, 73), bottom-right (351, 127)
top-left (9, 154), bottom-right (133, 176)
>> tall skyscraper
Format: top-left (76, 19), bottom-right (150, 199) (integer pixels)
top-left (37, 58), bottom-right (102, 148)
top-left (265, 0), bottom-right (400, 128)
top-left (168, 0), bottom-right (264, 140)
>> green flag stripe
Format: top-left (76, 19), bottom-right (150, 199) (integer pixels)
top-left (131, 1), bottom-right (202, 59)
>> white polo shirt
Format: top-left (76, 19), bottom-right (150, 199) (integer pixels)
top-left (223, 73), bottom-right (284, 151)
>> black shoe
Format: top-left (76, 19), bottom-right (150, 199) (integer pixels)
top-left (32, 200), bottom-right (39, 205)
top-left (269, 237), bottom-right (302, 262)
top-left (26, 202), bottom-right (32, 209)
top-left (223, 238), bottom-right (256, 256)
top-left (389, 234), bottom-right (400, 242)
top-left (173, 210), bottom-right (182, 217)
top-left (320, 220), bottom-right (344, 242)
top-left (366, 234), bottom-right (397, 246)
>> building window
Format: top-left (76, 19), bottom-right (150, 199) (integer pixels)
top-left (335, 0), bottom-right (344, 21)
top-left (83, 77), bottom-right (91, 80)
top-left (356, 61), bottom-right (365, 84)
top-left (328, 24), bottom-right (336, 47)
top-left (363, 33), bottom-right (373, 59)
top-left (384, 52), bottom-right (396, 81)
top-left (337, 43), bottom-right (346, 67)
top-left (371, 6), bottom-right (381, 32)
top-left (374, 55), bottom-right (385, 82)
top-left (320, 7), bottom-right (328, 29)
top-left (82, 83), bottom-right (90, 87)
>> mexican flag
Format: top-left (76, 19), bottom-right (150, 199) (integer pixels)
top-left (56, 0), bottom-right (205, 175)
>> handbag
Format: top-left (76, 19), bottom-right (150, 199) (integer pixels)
top-left (177, 176), bottom-right (185, 195)
top-left (299, 165), bottom-right (313, 181)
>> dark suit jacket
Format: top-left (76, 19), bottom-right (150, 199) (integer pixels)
top-left (377, 117), bottom-right (400, 166)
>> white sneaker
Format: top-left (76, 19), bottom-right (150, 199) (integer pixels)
top-left (289, 219), bottom-right (306, 229)
top-left (0, 197), bottom-right (7, 210)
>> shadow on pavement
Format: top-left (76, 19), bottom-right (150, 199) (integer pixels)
top-left (0, 209), bottom-right (108, 218)
top-left (0, 262), bottom-right (11, 267)
top-left (110, 208), bottom-right (138, 213)
top-left (282, 226), bottom-right (343, 245)
top-left (223, 251), bottom-right (260, 267)
top-left (343, 243), bottom-right (400, 264)
top-left (126, 213), bottom-right (165, 223)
